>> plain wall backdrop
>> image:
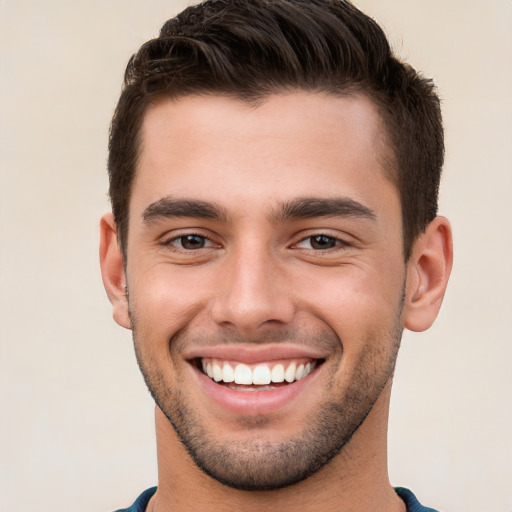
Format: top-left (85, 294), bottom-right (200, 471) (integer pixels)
top-left (1, 1), bottom-right (511, 510)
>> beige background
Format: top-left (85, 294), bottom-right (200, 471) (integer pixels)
top-left (1, 1), bottom-right (511, 511)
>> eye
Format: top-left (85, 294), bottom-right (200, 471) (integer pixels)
top-left (295, 234), bottom-right (344, 250)
top-left (165, 234), bottom-right (213, 250)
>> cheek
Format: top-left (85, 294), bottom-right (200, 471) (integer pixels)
top-left (292, 264), bottom-right (404, 345)
top-left (128, 263), bottom-right (215, 339)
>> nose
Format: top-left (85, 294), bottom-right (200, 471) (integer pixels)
top-left (211, 243), bottom-right (296, 333)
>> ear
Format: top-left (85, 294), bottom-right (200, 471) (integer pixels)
top-left (404, 216), bottom-right (453, 332)
top-left (99, 213), bottom-right (131, 330)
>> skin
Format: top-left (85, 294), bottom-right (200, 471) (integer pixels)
top-left (100, 92), bottom-right (453, 511)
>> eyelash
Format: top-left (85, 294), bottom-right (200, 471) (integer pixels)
top-left (294, 234), bottom-right (350, 251)
top-left (161, 233), bottom-right (217, 251)
top-left (160, 232), bottom-right (350, 253)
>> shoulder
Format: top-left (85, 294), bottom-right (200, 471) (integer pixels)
top-left (114, 486), bottom-right (437, 511)
top-left (395, 487), bottom-right (441, 512)
top-left (113, 487), bottom-right (157, 512)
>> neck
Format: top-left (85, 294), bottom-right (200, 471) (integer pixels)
top-left (150, 382), bottom-right (405, 512)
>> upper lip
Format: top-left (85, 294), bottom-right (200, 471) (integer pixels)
top-left (183, 343), bottom-right (329, 364)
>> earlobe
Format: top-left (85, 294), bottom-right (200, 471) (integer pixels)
top-left (99, 213), bottom-right (131, 330)
top-left (404, 217), bottom-right (453, 332)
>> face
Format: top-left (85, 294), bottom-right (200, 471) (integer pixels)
top-left (122, 92), bottom-right (406, 490)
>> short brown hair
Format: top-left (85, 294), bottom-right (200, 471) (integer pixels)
top-left (108, 0), bottom-right (444, 260)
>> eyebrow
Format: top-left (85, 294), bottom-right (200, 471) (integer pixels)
top-left (142, 195), bottom-right (376, 225)
top-left (142, 196), bottom-right (228, 224)
top-left (270, 197), bottom-right (377, 222)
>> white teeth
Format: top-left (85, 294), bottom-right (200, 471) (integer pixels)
top-left (212, 361), bottom-right (223, 382)
top-left (222, 362), bottom-right (235, 383)
top-left (234, 363), bottom-right (253, 385)
top-left (284, 362), bottom-right (296, 383)
top-left (253, 364), bottom-right (271, 385)
top-left (201, 359), bottom-right (317, 386)
top-left (271, 364), bottom-right (285, 383)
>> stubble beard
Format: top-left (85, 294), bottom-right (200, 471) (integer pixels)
top-left (130, 297), bottom-right (404, 491)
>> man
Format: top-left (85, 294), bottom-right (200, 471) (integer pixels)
top-left (100, 0), bottom-right (453, 510)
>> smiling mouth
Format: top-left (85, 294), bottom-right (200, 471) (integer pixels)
top-left (196, 357), bottom-right (323, 390)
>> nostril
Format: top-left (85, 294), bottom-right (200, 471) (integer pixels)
top-left (210, 272), bottom-right (296, 330)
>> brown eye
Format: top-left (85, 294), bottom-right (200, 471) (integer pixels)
top-left (179, 234), bottom-right (207, 249)
top-left (309, 235), bottom-right (338, 250)
top-left (162, 232), bottom-right (218, 252)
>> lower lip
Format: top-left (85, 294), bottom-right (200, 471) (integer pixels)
top-left (192, 365), bottom-right (320, 417)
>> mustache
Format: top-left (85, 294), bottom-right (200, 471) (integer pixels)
top-left (167, 323), bottom-right (340, 353)
top-left (127, 299), bottom-right (339, 352)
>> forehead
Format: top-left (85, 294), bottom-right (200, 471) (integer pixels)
top-left (133, 92), bottom-right (396, 215)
